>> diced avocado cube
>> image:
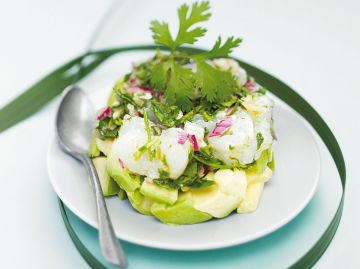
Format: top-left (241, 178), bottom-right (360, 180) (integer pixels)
top-left (151, 192), bottom-right (212, 225)
top-left (140, 181), bottom-right (178, 205)
top-left (127, 190), bottom-right (154, 215)
top-left (95, 138), bottom-right (113, 156)
top-left (237, 181), bottom-right (264, 213)
top-left (92, 157), bottom-right (119, 196)
top-left (88, 133), bottom-right (100, 158)
top-left (246, 166), bottom-right (273, 184)
top-left (268, 151), bottom-right (275, 171)
top-left (107, 89), bottom-right (120, 107)
top-left (106, 148), bottom-right (140, 192)
top-left (118, 189), bottom-right (127, 200)
top-left (191, 169), bottom-right (247, 218)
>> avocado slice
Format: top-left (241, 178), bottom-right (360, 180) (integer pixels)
top-left (191, 169), bottom-right (247, 218)
top-left (95, 137), bottom-right (113, 156)
top-left (107, 78), bottom-right (123, 106)
top-left (92, 157), bottom-right (119, 196)
top-left (268, 151), bottom-right (275, 171)
top-left (126, 190), bottom-right (154, 215)
top-left (88, 133), bottom-right (100, 158)
top-left (107, 147), bottom-right (140, 192)
top-left (118, 189), bottom-right (127, 200)
top-left (237, 181), bottom-right (264, 213)
top-left (140, 181), bottom-right (178, 205)
top-left (151, 192), bottom-right (212, 225)
top-left (246, 166), bottom-right (273, 184)
top-left (107, 90), bottom-right (119, 107)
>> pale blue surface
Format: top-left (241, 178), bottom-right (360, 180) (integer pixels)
top-left (66, 135), bottom-right (342, 269)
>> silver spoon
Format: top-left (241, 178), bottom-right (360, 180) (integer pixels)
top-left (56, 85), bottom-right (127, 268)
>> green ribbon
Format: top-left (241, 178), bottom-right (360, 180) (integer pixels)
top-left (0, 45), bottom-right (346, 269)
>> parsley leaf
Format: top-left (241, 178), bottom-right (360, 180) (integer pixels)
top-left (150, 1), bottom-right (210, 50)
top-left (194, 59), bottom-right (238, 102)
top-left (150, 21), bottom-right (173, 48)
top-left (174, 2), bottom-right (211, 49)
top-left (149, 1), bottom-right (243, 110)
top-left (202, 36), bottom-right (242, 59)
top-left (151, 60), bottom-right (194, 111)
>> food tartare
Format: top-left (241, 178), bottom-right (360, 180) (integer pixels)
top-left (89, 1), bottom-right (275, 225)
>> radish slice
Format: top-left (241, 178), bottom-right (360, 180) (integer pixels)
top-left (189, 134), bottom-right (199, 151)
top-left (244, 80), bottom-right (256, 92)
top-left (178, 130), bottom-right (189, 145)
top-left (199, 165), bottom-right (210, 177)
top-left (118, 158), bottom-right (125, 169)
top-left (126, 85), bottom-right (155, 94)
top-left (129, 77), bottom-right (139, 84)
top-left (97, 107), bottom-right (111, 120)
top-left (208, 117), bottom-right (233, 138)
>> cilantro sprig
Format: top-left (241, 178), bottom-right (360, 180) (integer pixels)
top-left (150, 1), bottom-right (242, 111)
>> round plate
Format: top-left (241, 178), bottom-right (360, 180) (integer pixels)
top-left (47, 96), bottom-right (320, 250)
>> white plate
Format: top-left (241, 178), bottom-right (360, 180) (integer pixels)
top-left (47, 96), bottom-right (320, 250)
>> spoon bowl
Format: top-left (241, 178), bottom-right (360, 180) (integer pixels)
top-left (56, 86), bottom-right (95, 155)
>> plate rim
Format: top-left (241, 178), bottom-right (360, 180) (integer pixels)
top-left (47, 100), bottom-right (321, 251)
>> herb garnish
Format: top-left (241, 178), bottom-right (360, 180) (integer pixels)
top-left (149, 1), bottom-right (242, 111)
top-left (154, 161), bottom-right (214, 189)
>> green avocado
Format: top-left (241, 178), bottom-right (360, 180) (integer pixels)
top-left (267, 151), bottom-right (275, 171)
top-left (88, 133), bottom-right (100, 157)
top-left (106, 147), bottom-right (140, 192)
top-left (107, 78), bottom-right (124, 106)
top-left (191, 169), bottom-right (247, 218)
top-left (151, 192), bottom-right (212, 225)
top-left (247, 149), bottom-right (272, 175)
top-left (140, 181), bottom-right (178, 205)
top-left (95, 138), bottom-right (113, 156)
top-left (126, 190), bottom-right (154, 215)
top-left (92, 157), bottom-right (119, 196)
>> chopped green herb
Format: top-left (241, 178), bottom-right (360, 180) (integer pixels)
top-left (190, 179), bottom-right (215, 188)
top-left (153, 161), bottom-right (213, 189)
top-left (143, 109), bottom-right (151, 142)
top-left (150, 100), bottom-right (181, 127)
top-left (256, 87), bottom-right (267, 95)
top-left (256, 132), bottom-right (264, 150)
top-left (96, 117), bottom-right (118, 138)
top-left (193, 148), bottom-right (230, 169)
top-left (229, 156), bottom-right (249, 168)
top-left (151, 125), bottom-right (162, 135)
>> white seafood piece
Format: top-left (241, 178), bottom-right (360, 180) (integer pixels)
top-left (112, 117), bottom-right (163, 179)
top-left (160, 128), bottom-right (191, 179)
top-left (111, 117), bottom-right (191, 179)
top-left (191, 114), bottom-right (216, 133)
top-left (184, 121), bottom-right (206, 147)
top-left (208, 110), bottom-right (257, 165)
top-left (243, 94), bottom-right (274, 159)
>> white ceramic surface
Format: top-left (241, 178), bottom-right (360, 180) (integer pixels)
top-left (47, 97), bottom-right (320, 251)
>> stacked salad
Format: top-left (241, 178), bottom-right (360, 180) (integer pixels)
top-left (89, 1), bottom-right (275, 225)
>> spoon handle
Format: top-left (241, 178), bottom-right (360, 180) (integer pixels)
top-left (81, 155), bottom-right (127, 268)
